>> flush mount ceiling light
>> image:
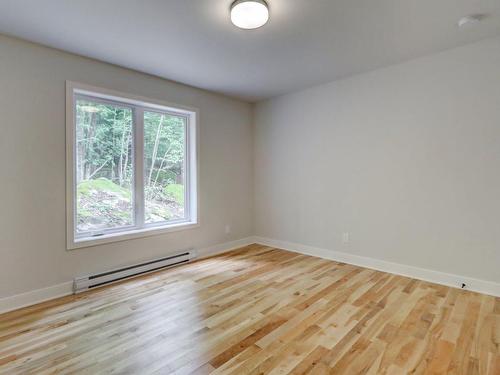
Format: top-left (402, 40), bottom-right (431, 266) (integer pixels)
top-left (230, 0), bottom-right (269, 30)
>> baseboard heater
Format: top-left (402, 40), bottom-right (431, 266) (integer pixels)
top-left (73, 249), bottom-right (197, 293)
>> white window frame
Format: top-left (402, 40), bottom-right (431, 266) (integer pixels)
top-left (66, 81), bottom-right (199, 250)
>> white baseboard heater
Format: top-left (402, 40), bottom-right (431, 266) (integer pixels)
top-left (73, 249), bottom-right (197, 294)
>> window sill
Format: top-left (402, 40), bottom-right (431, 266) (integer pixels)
top-left (68, 221), bottom-right (199, 250)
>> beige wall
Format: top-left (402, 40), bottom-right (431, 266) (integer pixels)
top-left (0, 35), bottom-right (254, 298)
top-left (2, 32), bottom-right (500, 300)
top-left (254, 36), bottom-right (500, 284)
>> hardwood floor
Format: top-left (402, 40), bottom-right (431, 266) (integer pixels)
top-left (0, 245), bottom-right (499, 374)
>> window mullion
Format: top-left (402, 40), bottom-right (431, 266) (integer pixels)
top-left (184, 117), bottom-right (190, 221)
top-left (134, 107), bottom-right (145, 229)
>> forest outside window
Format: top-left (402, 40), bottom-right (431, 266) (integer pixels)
top-left (66, 82), bottom-right (198, 249)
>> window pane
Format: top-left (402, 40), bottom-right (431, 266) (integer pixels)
top-left (144, 111), bottom-right (186, 224)
top-left (75, 98), bottom-right (134, 234)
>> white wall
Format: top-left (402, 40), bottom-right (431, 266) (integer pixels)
top-left (0, 35), bottom-right (254, 298)
top-left (254, 36), bottom-right (500, 284)
top-left (2, 32), bottom-right (500, 303)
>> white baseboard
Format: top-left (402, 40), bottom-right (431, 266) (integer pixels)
top-left (4, 236), bottom-right (495, 315)
top-left (0, 281), bottom-right (74, 315)
top-left (254, 236), bottom-right (500, 298)
top-left (0, 237), bottom-right (257, 315)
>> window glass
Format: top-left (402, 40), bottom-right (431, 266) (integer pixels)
top-left (144, 111), bottom-right (186, 224)
top-left (75, 98), bottom-right (133, 233)
top-left (69, 85), bottom-right (197, 248)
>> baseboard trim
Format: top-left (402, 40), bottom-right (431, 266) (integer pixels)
top-left (254, 236), bottom-right (500, 298)
top-left (0, 281), bottom-right (74, 315)
top-left (4, 236), bottom-right (494, 314)
top-left (0, 237), bottom-right (257, 315)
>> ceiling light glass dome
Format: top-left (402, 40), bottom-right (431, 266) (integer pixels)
top-left (231, 0), bottom-right (269, 30)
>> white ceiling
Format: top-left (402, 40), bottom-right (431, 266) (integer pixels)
top-left (1, 0), bottom-right (499, 102)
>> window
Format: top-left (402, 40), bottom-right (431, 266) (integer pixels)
top-left (66, 82), bottom-right (198, 249)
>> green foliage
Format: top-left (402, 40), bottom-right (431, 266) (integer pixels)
top-left (76, 178), bottom-right (185, 232)
top-left (76, 178), bottom-right (133, 231)
top-left (78, 178), bottom-right (131, 199)
top-left (76, 100), bottom-right (133, 186)
top-left (144, 111), bottom-right (185, 192)
top-left (75, 99), bottom-right (186, 232)
top-left (154, 170), bottom-right (177, 185)
top-left (144, 111), bottom-right (185, 171)
top-left (164, 184), bottom-right (184, 206)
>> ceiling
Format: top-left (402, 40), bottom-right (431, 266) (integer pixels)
top-left (0, 0), bottom-right (499, 102)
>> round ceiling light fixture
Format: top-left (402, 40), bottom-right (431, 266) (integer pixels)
top-left (230, 0), bottom-right (269, 30)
